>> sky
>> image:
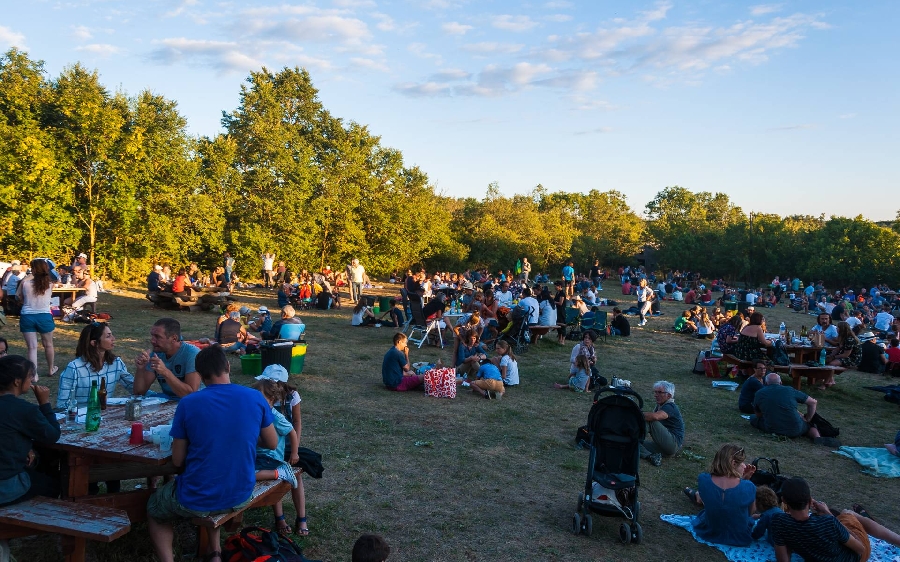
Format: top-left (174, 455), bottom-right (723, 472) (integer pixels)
top-left (1, 1), bottom-right (898, 221)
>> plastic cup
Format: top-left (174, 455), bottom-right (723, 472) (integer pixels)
top-left (129, 422), bottom-right (144, 444)
top-left (159, 434), bottom-right (173, 453)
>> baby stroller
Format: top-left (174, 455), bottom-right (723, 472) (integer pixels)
top-left (573, 386), bottom-right (646, 544)
top-left (497, 304), bottom-right (533, 354)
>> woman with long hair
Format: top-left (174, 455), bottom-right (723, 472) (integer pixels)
top-left (734, 312), bottom-right (772, 363)
top-left (824, 321), bottom-right (862, 388)
top-left (16, 259), bottom-right (56, 379)
top-left (683, 443), bottom-right (757, 546)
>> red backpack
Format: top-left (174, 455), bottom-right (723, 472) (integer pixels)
top-left (222, 526), bottom-right (318, 562)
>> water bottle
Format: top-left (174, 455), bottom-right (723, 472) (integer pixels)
top-left (819, 348), bottom-right (826, 366)
top-left (779, 322), bottom-right (786, 340)
top-left (85, 381), bottom-right (101, 432)
top-left (66, 381), bottom-right (78, 425)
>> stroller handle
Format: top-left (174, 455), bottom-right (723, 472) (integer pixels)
top-left (593, 385), bottom-right (644, 409)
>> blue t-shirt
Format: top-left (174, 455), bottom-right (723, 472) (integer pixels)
top-left (477, 363), bottom-right (502, 381)
top-left (691, 473), bottom-right (755, 546)
top-left (257, 407), bottom-right (293, 462)
top-left (562, 266), bottom-right (574, 281)
top-left (751, 506), bottom-right (783, 545)
top-left (170, 383), bottom-right (273, 511)
top-left (657, 401), bottom-right (685, 446)
top-left (382, 346), bottom-right (407, 388)
top-left (738, 377), bottom-right (764, 412)
top-left (152, 343), bottom-right (200, 398)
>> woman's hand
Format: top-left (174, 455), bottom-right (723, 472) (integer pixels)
top-left (742, 464), bottom-right (757, 479)
top-left (31, 384), bottom-right (51, 406)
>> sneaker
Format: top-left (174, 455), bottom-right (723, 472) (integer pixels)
top-left (638, 321), bottom-right (647, 327)
top-left (494, 391), bottom-right (502, 400)
top-left (276, 467), bottom-right (298, 488)
top-left (649, 453), bottom-right (662, 467)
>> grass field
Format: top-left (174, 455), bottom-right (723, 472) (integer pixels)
top-left (3, 285), bottom-right (899, 562)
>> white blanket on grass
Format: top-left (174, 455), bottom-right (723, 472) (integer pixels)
top-left (833, 446), bottom-right (900, 478)
top-left (661, 514), bottom-right (900, 562)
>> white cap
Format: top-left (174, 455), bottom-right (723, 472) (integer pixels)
top-left (256, 364), bottom-right (288, 382)
top-left (258, 306), bottom-right (268, 313)
top-left (78, 253), bottom-right (87, 258)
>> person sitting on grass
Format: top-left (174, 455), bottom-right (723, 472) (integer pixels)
top-left (251, 377), bottom-right (300, 538)
top-left (554, 354), bottom-right (591, 393)
top-left (352, 534), bottom-right (391, 562)
top-left (468, 356), bottom-right (504, 400)
top-left (824, 321), bottom-right (862, 383)
top-left (351, 300), bottom-right (377, 327)
top-left (495, 340), bottom-right (519, 387)
top-left (216, 311), bottom-right (248, 355)
top-left (456, 332), bottom-right (487, 379)
top-left (886, 430), bottom-right (900, 457)
top-left (271, 305), bottom-right (303, 340)
top-left (750, 485), bottom-right (782, 546)
top-left (751, 373), bottom-right (824, 442)
top-left (146, 345), bottom-right (277, 562)
top-left (383, 298), bottom-right (405, 329)
top-left (674, 310), bottom-right (697, 334)
top-left (738, 360), bottom-right (770, 414)
top-left (770, 477), bottom-right (900, 562)
top-left (381, 333), bottom-right (424, 392)
top-left (451, 313), bottom-right (481, 367)
top-left (639, 381), bottom-right (684, 467)
top-left (684, 443), bottom-right (757, 547)
top-left (610, 307), bottom-right (630, 336)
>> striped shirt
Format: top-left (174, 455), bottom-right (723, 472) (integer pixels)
top-left (56, 357), bottom-right (135, 408)
top-left (770, 512), bottom-right (857, 562)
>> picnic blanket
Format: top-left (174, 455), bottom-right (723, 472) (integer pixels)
top-left (661, 514), bottom-right (900, 562)
top-left (833, 446), bottom-right (900, 478)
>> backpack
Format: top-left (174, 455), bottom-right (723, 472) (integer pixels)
top-left (771, 340), bottom-right (790, 366)
top-left (222, 526), bottom-right (319, 562)
top-left (692, 350), bottom-right (709, 374)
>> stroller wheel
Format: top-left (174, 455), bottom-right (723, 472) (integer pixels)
top-left (515, 341), bottom-right (528, 354)
top-left (576, 493), bottom-right (584, 512)
top-left (618, 522), bottom-right (632, 544)
top-left (583, 514), bottom-right (592, 536)
top-left (572, 513), bottom-right (581, 535)
top-left (631, 522), bottom-right (643, 544)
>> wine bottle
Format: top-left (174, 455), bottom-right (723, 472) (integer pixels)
top-left (98, 377), bottom-right (108, 411)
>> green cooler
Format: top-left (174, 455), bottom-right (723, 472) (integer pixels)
top-left (240, 353), bottom-right (261, 376)
top-left (291, 343), bottom-right (307, 375)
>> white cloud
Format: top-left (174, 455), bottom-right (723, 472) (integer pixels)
top-left (442, 21), bottom-right (473, 35)
top-left (750, 4), bottom-right (782, 16)
top-left (333, 0), bottom-right (377, 7)
top-left (393, 81), bottom-right (452, 97)
top-left (350, 57), bottom-right (389, 72)
top-left (429, 68), bottom-right (471, 81)
top-left (372, 13), bottom-right (396, 32)
top-left (546, 14), bottom-right (573, 23)
top-left (491, 15), bottom-right (539, 32)
top-left (0, 25), bottom-right (25, 48)
top-left (544, 1), bottom-right (573, 8)
top-left (461, 42), bottom-right (525, 55)
top-left (572, 97), bottom-right (617, 111)
top-left (408, 42), bottom-right (441, 62)
top-left (165, 0), bottom-right (199, 18)
top-left (76, 43), bottom-right (121, 56)
top-left (149, 38), bottom-right (263, 73)
top-left (72, 25), bottom-right (93, 41)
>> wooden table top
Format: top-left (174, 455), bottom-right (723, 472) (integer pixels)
top-left (47, 402), bottom-right (177, 465)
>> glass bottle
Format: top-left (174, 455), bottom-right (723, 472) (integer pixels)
top-left (66, 379), bottom-right (78, 425)
top-left (98, 377), bottom-right (108, 411)
top-left (85, 381), bottom-right (101, 432)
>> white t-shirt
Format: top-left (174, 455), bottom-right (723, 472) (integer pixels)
top-left (19, 276), bottom-right (53, 315)
top-left (500, 355), bottom-right (519, 386)
top-left (262, 255), bottom-right (275, 270)
top-left (875, 311), bottom-right (894, 331)
top-left (538, 300), bottom-right (557, 326)
top-left (811, 324), bottom-right (838, 339)
top-left (349, 265), bottom-right (365, 283)
top-left (351, 307), bottom-right (369, 326)
top-left (845, 316), bottom-right (862, 329)
top-left (518, 296), bottom-right (539, 324)
top-left (495, 290), bottom-right (513, 308)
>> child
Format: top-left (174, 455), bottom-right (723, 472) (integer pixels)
top-left (470, 357), bottom-right (504, 399)
top-left (554, 354), bottom-right (591, 392)
top-left (751, 485), bottom-right (782, 545)
top-left (252, 376), bottom-right (302, 538)
top-left (351, 300), bottom-right (377, 326)
top-left (495, 340), bottom-right (519, 386)
top-left (386, 298), bottom-right (405, 329)
top-left (352, 534), bottom-right (390, 562)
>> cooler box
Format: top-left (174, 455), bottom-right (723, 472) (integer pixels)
top-left (240, 353), bottom-right (261, 376)
top-left (724, 301), bottom-right (738, 312)
top-left (291, 343), bottom-right (307, 374)
top-left (378, 296), bottom-right (393, 311)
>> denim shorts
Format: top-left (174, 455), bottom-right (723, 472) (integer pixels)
top-left (19, 313), bottom-right (55, 334)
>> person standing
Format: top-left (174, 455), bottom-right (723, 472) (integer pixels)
top-left (521, 258), bottom-right (531, 283)
top-left (636, 279), bottom-right (654, 327)
top-left (590, 259), bottom-right (602, 290)
top-left (223, 252), bottom-right (235, 286)
top-left (17, 259), bottom-right (57, 380)
top-left (349, 259), bottom-right (366, 303)
top-left (261, 251), bottom-right (275, 290)
top-left (146, 345), bottom-right (277, 562)
top-left (562, 261), bottom-right (575, 298)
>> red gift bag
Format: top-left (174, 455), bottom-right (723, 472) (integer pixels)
top-left (424, 367), bottom-right (457, 398)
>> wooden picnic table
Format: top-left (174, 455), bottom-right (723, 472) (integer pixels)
top-left (783, 344), bottom-right (825, 364)
top-left (773, 363), bottom-right (848, 390)
top-left (52, 286), bottom-right (86, 305)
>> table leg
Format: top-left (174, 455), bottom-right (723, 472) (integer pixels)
top-left (61, 536), bottom-right (86, 562)
top-left (64, 453), bottom-right (92, 499)
top-left (791, 374), bottom-right (803, 390)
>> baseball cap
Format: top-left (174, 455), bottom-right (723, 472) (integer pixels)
top-left (258, 306), bottom-right (269, 313)
top-left (78, 252), bottom-right (87, 258)
top-left (256, 364), bottom-right (288, 383)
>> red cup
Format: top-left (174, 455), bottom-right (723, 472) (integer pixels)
top-left (129, 422), bottom-right (144, 444)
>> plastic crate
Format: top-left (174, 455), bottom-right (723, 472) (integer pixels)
top-left (240, 353), bottom-right (261, 376)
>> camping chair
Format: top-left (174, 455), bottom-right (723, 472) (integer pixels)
top-left (593, 311), bottom-right (608, 342)
top-left (407, 299), bottom-right (443, 348)
top-left (564, 306), bottom-right (582, 340)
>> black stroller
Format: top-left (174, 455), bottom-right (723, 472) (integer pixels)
top-left (573, 386), bottom-right (646, 544)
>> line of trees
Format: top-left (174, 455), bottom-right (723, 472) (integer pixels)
top-left (2, 49), bottom-right (899, 287)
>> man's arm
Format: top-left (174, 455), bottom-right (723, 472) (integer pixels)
top-left (132, 352), bottom-right (157, 395)
top-left (803, 396), bottom-right (817, 421)
top-left (148, 355), bottom-right (201, 397)
top-left (259, 423), bottom-right (278, 451)
top-left (171, 438), bottom-right (188, 468)
top-left (774, 545), bottom-right (791, 562)
top-left (644, 409), bottom-right (669, 422)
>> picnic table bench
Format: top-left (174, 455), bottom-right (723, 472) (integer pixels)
top-left (0, 497), bottom-right (131, 562)
top-left (192, 467), bottom-right (302, 554)
top-left (148, 288), bottom-right (232, 312)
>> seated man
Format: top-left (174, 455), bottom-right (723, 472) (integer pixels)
top-left (494, 282), bottom-right (514, 308)
top-left (133, 318), bottom-right (201, 400)
top-left (215, 311), bottom-right (248, 354)
top-left (147, 265), bottom-right (163, 293)
top-left (147, 345), bottom-right (277, 562)
top-left (751, 373), bottom-right (821, 440)
top-left (270, 305), bottom-right (303, 339)
top-left (639, 381), bottom-right (684, 466)
top-left (771, 477), bottom-right (900, 562)
top-left (381, 333), bottom-right (424, 391)
top-left (610, 307), bottom-right (630, 336)
top-left (811, 312), bottom-right (840, 346)
top-left (517, 287), bottom-right (540, 325)
top-left (63, 267), bottom-right (98, 319)
top-left (875, 304), bottom-right (895, 334)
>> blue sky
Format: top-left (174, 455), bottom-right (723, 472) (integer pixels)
top-left (2, 1), bottom-right (898, 221)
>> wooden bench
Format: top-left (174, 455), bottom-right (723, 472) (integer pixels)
top-left (719, 354), bottom-right (757, 375)
top-left (0, 497), bottom-right (131, 562)
top-left (783, 364), bottom-right (848, 390)
top-left (191, 468), bottom-right (301, 553)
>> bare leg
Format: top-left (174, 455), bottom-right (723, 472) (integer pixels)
top-left (256, 470), bottom-right (277, 481)
top-left (848, 511), bottom-right (900, 547)
top-left (40, 331), bottom-right (55, 376)
top-left (292, 475), bottom-right (308, 534)
top-left (886, 443), bottom-right (898, 456)
top-left (22, 332), bottom-right (39, 379)
top-left (147, 517), bottom-right (176, 562)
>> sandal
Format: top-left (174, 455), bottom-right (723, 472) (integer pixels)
top-left (683, 487), bottom-right (701, 506)
top-left (275, 514), bottom-right (292, 537)
top-left (294, 516), bottom-right (309, 536)
top-left (203, 552), bottom-right (223, 562)
top-left (852, 504), bottom-right (871, 519)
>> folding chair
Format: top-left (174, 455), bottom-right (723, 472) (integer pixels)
top-left (593, 310), bottom-right (608, 342)
top-left (407, 299), bottom-right (443, 348)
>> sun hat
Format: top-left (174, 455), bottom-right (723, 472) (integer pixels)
top-left (256, 364), bottom-right (288, 383)
top-left (858, 331), bottom-right (876, 342)
top-left (77, 252), bottom-right (87, 258)
top-left (258, 306), bottom-right (269, 313)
